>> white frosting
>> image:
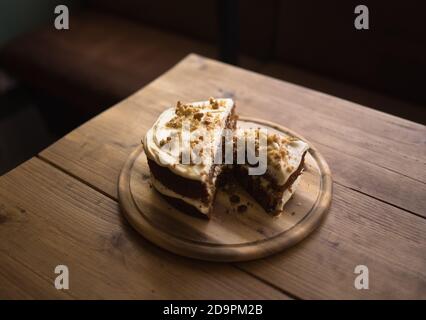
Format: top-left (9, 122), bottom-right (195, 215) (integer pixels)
top-left (151, 173), bottom-right (300, 216)
top-left (275, 175), bottom-right (301, 212)
top-left (237, 127), bottom-right (309, 186)
top-left (266, 137), bottom-right (308, 186)
top-left (150, 175), bottom-right (211, 215)
top-left (144, 98), bottom-right (234, 182)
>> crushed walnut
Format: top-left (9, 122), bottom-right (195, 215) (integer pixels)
top-left (166, 98), bottom-right (224, 132)
top-left (265, 133), bottom-right (294, 167)
top-left (238, 129), bottom-right (295, 168)
top-left (209, 97), bottom-right (220, 109)
top-left (159, 136), bottom-right (172, 147)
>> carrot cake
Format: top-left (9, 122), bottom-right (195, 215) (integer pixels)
top-left (143, 98), bottom-right (309, 218)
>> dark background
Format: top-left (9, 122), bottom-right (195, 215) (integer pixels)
top-left (0, 0), bottom-right (425, 175)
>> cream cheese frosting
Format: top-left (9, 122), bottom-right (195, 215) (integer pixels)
top-left (237, 127), bottom-right (309, 186)
top-left (144, 98), bottom-right (234, 182)
top-left (276, 175), bottom-right (301, 211)
top-left (151, 173), bottom-right (300, 216)
top-left (263, 132), bottom-right (309, 186)
top-left (150, 175), bottom-right (211, 214)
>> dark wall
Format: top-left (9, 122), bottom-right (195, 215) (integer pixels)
top-left (91, 0), bottom-right (426, 105)
top-left (274, 0), bottom-right (426, 105)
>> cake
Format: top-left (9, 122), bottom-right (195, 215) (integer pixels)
top-left (143, 97), bottom-right (309, 218)
top-left (143, 97), bottom-right (237, 217)
top-left (234, 128), bottom-right (309, 215)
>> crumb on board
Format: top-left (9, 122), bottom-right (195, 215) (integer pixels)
top-left (237, 204), bottom-right (248, 213)
top-left (229, 194), bottom-right (240, 204)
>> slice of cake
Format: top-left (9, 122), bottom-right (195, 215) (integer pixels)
top-left (143, 98), bottom-right (237, 218)
top-left (234, 127), bottom-right (309, 215)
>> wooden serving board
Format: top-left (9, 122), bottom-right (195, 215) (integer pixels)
top-left (118, 117), bottom-right (332, 262)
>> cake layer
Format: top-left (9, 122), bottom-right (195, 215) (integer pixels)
top-left (150, 175), bottom-right (211, 216)
top-left (234, 127), bottom-right (308, 214)
top-left (147, 158), bottom-right (209, 200)
top-left (234, 154), bottom-right (305, 214)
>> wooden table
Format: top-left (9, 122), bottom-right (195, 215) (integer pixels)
top-left (0, 54), bottom-right (425, 299)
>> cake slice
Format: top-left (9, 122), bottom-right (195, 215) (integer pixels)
top-left (143, 98), bottom-right (237, 218)
top-left (234, 127), bottom-right (309, 215)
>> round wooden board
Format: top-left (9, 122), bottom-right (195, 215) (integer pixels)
top-left (118, 117), bottom-right (332, 262)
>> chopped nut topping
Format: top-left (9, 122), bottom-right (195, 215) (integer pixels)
top-left (209, 97), bottom-right (219, 109)
top-left (193, 112), bottom-right (204, 121)
top-left (263, 132), bottom-right (296, 166)
top-left (166, 117), bottom-right (181, 129)
top-left (166, 99), bottom-right (224, 132)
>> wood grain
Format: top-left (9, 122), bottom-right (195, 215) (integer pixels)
top-left (238, 182), bottom-right (426, 299)
top-left (119, 119), bottom-right (332, 261)
top-left (5, 54), bottom-right (425, 298)
top-left (40, 55), bottom-right (426, 217)
top-left (0, 158), bottom-right (289, 299)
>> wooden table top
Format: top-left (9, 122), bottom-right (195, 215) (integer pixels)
top-left (0, 54), bottom-right (425, 299)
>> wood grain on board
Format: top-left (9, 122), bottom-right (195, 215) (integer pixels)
top-left (1, 54), bottom-right (425, 299)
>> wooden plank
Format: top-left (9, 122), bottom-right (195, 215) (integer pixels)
top-left (40, 55), bottom-right (426, 215)
top-left (34, 154), bottom-right (426, 299)
top-left (0, 254), bottom-right (57, 300)
top-left (0, 158), bottom-right (289, 299)
top-left (238, 183), bottom-right (426, 299)
top-left (34, 54), bottom-right (426, 298)
top-left (314, 142), bottom-right (426, 215)
top-left (258, 61), bottom-right (426, 123)
top-left (35, 131), bottom-right (426, 296)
